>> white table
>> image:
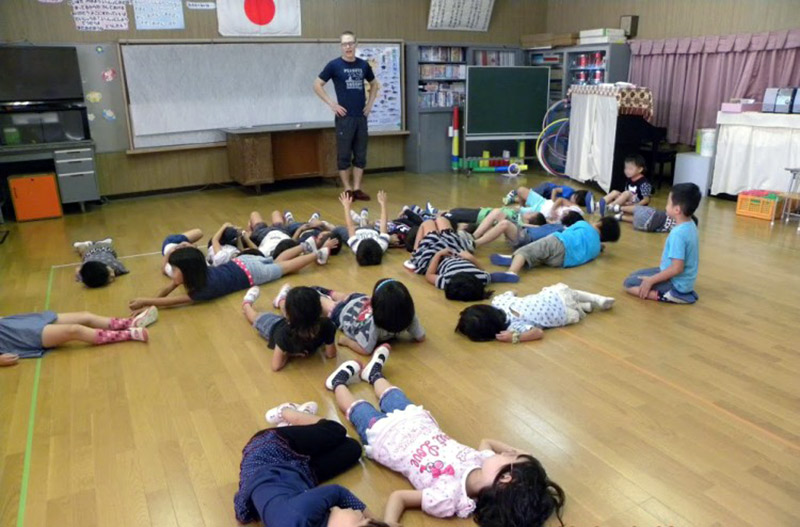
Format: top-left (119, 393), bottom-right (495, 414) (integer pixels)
top-left (711, 112), bottom-right (800, 195)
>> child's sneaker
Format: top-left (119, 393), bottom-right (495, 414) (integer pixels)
top-left (598, 198), bottom-right (606, 216)
top-left (325, 360), bottom-right (362, 390)
top-left (301, 237), bottom-right (318, 255)
top-left (272, 284), bottom-right (290, 308)
top-left (284, 211), bottom-right (295, 224)
top-left (128, 328), bottom-right (148, 342)
top-left (309, 212), bottom-right (320, 222)
top-left (403, 260), bottom-right (417, 271)
top-left (361, 345), bottom-right (390, 384)
top-left (243, 286), bottom-right (261, 305)
top-left (131, 306), bottom-right (158, 328)
top-left (611, 204), bottom-right (621, 214)
top-left (72, 240), bottom-right (92, 253)
top-left (297, 401), bottom-right (318, 415)
top-left (585, 192), bottom-right (595, 214)
top-left (426, 201), bottom-right (438, 215)
top-left (490, 272), bottom-right (520, 283)
top-left (316, 247), bottom-right (330, 265)
top-left (97, 237), bottom-right (113, 245)
top-left (490, 254), bottom-right (514, 266)
top-left (265, 402), bottom-right (296, 425)
top-left (411, 205), bottom-right (424, 216)
top-left (614, 212), bottom-right (623, 221)
top-left (502, 189), bottom-right (518, 205)
top-left (360, 208), bottom-right (369, 226)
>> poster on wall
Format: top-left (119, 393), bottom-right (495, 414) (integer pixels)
top-left (427, 0), bottom-right (495, 32)
top-left (71, 0), bottom-right (129, 31)
top-left (357, 44), bottom-right (402, 132)
top-left (217, 0), bottom-right (301, 36)
top-left (186, 1), bottom-right (216, 9)
top-left (133, 0), bottom-right (185, 30)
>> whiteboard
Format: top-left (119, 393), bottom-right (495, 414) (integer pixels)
top-left (120, 41), bottom-right (404, 150)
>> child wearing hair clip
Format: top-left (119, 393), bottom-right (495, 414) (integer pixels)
top-left (456, 283), bottom-right (614, 343)
top-left (302, 278), bottom-right (424, 355)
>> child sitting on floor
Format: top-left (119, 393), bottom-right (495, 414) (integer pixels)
top-left (129, 240), bottom-right (335, 310)
top-left (623, 183), bottom-right (701, 304)
top-left (614, 204), bottom-right (697, 233)
top-left (309, 278), bottom-right (425, 355)
top-left (73, 238), bottom-right (129, 288)
top-left (504, 182), bottom-right (594, 213)
top-left (325, 349), bottom-right (565, 526)
top-left (161, 228), bottom-right (203, 278)
top-left (338, 190), bottom-right (390, 266)
top-left (240, 285), bottom-right (337, 371)
top-left (598, 154), bottom-right (653, 215)
top-left (456, 284), bottom-right (614, 343)
top-left (234, 402), bottom-right (386, 526)
top-left (0, 307), bottom-right (157, 366)
top-left (490, 217), bottom-right (620, 281)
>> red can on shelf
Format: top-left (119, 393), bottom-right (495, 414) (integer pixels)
top-left (577, 54), bottom-right (588, 67)
top-left (593, 52), bottom-right (604, 67)
top-left (593, 70), bottom-right (604, 83)
top-left (575, 71), bottom-right (588, 84)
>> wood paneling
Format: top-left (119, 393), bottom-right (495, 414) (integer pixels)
top-left (1, 172), bottom-right (800, 527)
top-left (545, 0), bottom-right (800, 39)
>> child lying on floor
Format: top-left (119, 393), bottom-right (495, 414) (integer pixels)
top-left (73, 238), bottom-right (129, 288)
top-left (456, 284), bottom-right (614, 343)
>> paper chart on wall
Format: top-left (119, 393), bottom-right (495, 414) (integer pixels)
top-left (427, 0), bottom-right (495, 32)
top-left (357, 45), bottom-right (402, 132)
top-left (134, 0), bottom-right (185, 30)
top-left (186, 1), bottom-right (216, 9)
top-left (71, 0), bottom-right (129, 31)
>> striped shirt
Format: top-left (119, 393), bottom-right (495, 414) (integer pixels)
top-left (434, 257), bottom-right (490, 290)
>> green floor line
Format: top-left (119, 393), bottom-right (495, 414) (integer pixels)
top-left (16, 266), bottom-right (54, 527)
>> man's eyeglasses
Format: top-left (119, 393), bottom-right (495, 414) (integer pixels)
top-left (341, 42), bottom-right (357, 48)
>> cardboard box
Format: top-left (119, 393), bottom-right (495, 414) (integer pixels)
top-left (721, 102), bottom-right (762, 113)
top-left (521, 33), bottom-right (578, 49)
top-left (580, 28), bottom-right (626, 38)
top-left (579, 35), bottom-right (628, 45)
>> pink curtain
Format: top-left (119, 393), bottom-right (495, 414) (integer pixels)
top-left (629, 29), bottom-right (800, 144)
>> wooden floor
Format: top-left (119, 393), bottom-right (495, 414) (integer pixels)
top-left (1, 171), bottom-right (799, 527)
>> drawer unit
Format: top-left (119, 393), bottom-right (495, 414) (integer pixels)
top-left (54, 147), bottom-right (100, 204)
top-left (54, 147), bottom-right (94, 162)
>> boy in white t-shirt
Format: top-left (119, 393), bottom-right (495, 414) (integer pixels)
top-left (339, 190), bottom-right (390, 266)
top-left (325, 349), bottom-right (565, 526)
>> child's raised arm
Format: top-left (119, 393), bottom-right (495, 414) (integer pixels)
top-left (339, 191), bottom-right (357, 238)
top-left (377, 190), bottom-right (388, 235)
top-left (211, 222), bottom-right (232, 254)
top-left (384, 489), bottom-right (423, 525)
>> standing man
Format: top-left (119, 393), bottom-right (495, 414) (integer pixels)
top-left (314, 31), bottom-right (380, 201)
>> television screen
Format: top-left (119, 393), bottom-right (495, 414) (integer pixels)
top-left (0, 46), bottom-right (84, 103)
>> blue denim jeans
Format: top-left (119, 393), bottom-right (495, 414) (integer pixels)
top-left (348, 388), bottom-right (413, 444)
top-left (623, 267), bottom-right (698, 304)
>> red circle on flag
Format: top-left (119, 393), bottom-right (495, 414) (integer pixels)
top-left (244, 0), bottom-right (276, 25)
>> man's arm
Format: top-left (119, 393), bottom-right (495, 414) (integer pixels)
top-left (364, 79), bottom-right (380, 116)
top-left (314, 77), bottom-right (347, 116)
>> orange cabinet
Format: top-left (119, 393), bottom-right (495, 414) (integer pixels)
top-left (8, 173), bottom-right (63, 222)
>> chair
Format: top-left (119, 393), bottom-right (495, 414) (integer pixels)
top-left (639, 128), bottom-right (678, 190)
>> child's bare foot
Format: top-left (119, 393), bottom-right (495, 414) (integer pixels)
top-left (0, 353), bottom-right (19, 367)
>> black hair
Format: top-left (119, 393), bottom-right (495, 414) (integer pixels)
top-left (284, 286), bottom-right (322, 349)
top-left (168, 247), bottom-right (208, 292)
top-left (444, 273), bottom-right (493, 302)
top-left (572, 189), bottom-right (589, 206)
top-left (272, 239), bottom-right (299, 259)
top-left (405, 226), bottom-right (419, 252)
top-left (79, 261), bottom-right (111, 288)
top-left (691, 214), bottom-right (699, 226)
top-left (529, 212), bottom-right (547, 226)
top-left (560, 210), bottom-right (583, 227)
top-left (206, 227), bottom-right (239, 249)
top-left (473, 455), bottom-right (565, 527)
top-left (371, 279), bottom-right (414, 333)
top-left (356, 239), bottom-right (383, 266)
top-left (597, 217), bottom-right (621, 242)
top-left (670, 182), bottom-right (702, 217)
top-left (624, 153), bottom-right (647, 171)
top-left (455, 304), bottom-right (508, 341)
top-left (328, 231), bottom-right (345, 256)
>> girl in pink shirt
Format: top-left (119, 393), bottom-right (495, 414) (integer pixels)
top-left (324, 346), bottom-right (565, 527)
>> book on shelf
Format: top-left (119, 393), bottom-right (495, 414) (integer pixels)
top-left (418, 90), bottom-right (465, 109)
top-left (419, 46), bottom-right (465, 62)
top-left (419, 64), bottom-right (466, 80)
top-left (473, 50), bottom-right (516, 66)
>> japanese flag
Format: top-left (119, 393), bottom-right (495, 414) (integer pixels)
top-left (217, 0), bottom-right (302, 36)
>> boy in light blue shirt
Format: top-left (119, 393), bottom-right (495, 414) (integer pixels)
top-left (623, 183), bottom-right (701, 304)
top-left (489, 217), bottom-right (621, 281)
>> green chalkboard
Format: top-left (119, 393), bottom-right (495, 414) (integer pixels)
top-left (465, 66), bottom-right (550, 136)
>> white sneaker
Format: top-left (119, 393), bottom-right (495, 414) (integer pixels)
top-left (97, 237), bottom-right (113, 245)
top-left (361, 344), bottom-right (390, 383)
top-left (325, 360), bottom-right (362, 390)
top-left (273, 283), bottom-right (290, 308)
top-left (128, 328), bottom-right (148, 342)
top-left (349, 209), bottom-right (362, 225)
top-left (316, 247), bottom-right (330, 265)
top-left (243, 286), bottom-right (261, 305)
top-left (72, 240), bottom-right (92, 252)
top-left (614, 212), bottom-right (623, 221)
top-left (301, 237), bottom-right (318, 255)
top-left (403, 260), bottom-right (417, 271)
top-left (360, 208), bottom-right (369, 226)
top-left (309, 212), bottom-right (320, 222)
top-left (297, 401), bottom-right (319, 415)
top-left (131, 306), bottom-right (158, 328)
top-left (265, 402), bottom-right (297, 425)
top-left (284, 211), bottom-right (295, 223)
